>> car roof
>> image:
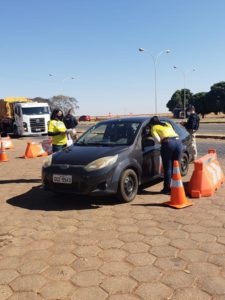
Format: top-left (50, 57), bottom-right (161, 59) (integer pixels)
top-left (96, 116), bottom-right (172, 124)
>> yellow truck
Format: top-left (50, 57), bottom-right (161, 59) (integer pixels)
top-left (0, 97), bottom-right (50, 136)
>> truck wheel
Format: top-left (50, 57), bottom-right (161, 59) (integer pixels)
top-left (13, 126), bottom-right (19, 137)
top-left (117, 169), bottom-right (138, 203)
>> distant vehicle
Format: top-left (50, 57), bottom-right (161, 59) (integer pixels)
top-left (42, 117), bottom-right (193, 203)
top-left (79, 115), bottom-right (91, 122)
top-left (0, 97), bottom-right (50, 136)
top-left (173, 108), bottom-right (188, 119)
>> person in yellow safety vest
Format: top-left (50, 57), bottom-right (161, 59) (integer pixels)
top-left (149, 116), bottom-right (183, 195)
top-left (48, 109), bottom-right (68, 153)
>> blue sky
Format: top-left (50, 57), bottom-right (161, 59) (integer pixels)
top-left (1, 0), bottom-right (225, 116)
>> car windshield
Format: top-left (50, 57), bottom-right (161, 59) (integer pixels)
top-left (77, 120), bottom-right (141, 146)
top-left (22, 107), bottom-right (49, 115)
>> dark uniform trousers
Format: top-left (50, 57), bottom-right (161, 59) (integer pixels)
top-left (161, 137), bottom-right (183, 190)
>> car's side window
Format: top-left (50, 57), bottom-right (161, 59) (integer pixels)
top-left (168, 121), bottom-right (188, 138)
top-left (141, 125), bottom-right (156, 148)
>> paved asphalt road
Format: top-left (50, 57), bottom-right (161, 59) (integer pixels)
top-left (198, 123), bottom-right (225, 135)
top-left (197, 139), bottom-right (225, 159)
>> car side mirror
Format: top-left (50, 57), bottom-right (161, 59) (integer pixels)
top-left (142, 137), bottom-right (155, 147)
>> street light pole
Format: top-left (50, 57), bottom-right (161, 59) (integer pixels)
top-left (48, 74), bottom-right (75, 97)
top-left (173, 66), bottom-right (196, 118)
top-left (48, 74), bottom-right (76, 112)
top-left (138, 48), bottom-right (171, 114)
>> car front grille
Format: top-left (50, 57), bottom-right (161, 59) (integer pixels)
top-left (30, 118), bottom-right (45, 132)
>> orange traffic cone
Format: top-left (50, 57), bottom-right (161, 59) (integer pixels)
top-left (1, 136), bottom-right (14, 150)
top-left (0, 142), bottom-right (9, 162)
top-left (23, 142), bottom-right (48, 159)
top-left (164, 160), bottom-right (193, 209)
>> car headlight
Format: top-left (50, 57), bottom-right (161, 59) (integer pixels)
top-left (42, 155), bottom-right (52, 168)
top-left (84, 155), bottom-right (118, 171)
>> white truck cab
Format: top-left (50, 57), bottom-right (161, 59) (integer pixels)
top-left (13, 102), bottom-right (50, 136)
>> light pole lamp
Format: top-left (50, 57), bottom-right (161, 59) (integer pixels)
top-left (48, 74), bottom-right (75, 94)
top-left (173, 66), bottom-right (196, 118)
top-left (138, 48), bottom-right (171, 114)
top-left (61, 76), bottom-right (75, 94)
top-left (48, 74), bottom-right (76, 109)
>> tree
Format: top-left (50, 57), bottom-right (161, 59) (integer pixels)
top-left (205, 82), bottom-right (225, 114)
top-left (167, 89), bottom-right (193, 112)
top-left (191, 92), bottom-right (207, 117)
top-left (49, 95), bottom-right (79, 115)
top-left (31, 97), bottom-right (50, 103)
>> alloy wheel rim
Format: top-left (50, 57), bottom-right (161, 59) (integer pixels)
top-left (124, 176), bottom-right (134, 196)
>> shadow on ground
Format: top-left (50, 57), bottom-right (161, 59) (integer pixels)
top-left (6, 178), bottom-right (178, 211)
top-left (6, 185), bottom-right (122, 211)
top-left (131, 203), bottom-right (167, 208)
top-left (0, 179), bottom-right (42, 184)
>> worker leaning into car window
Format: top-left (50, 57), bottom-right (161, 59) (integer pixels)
top-left (149, 116), bottom-right (183, 195)
top-left (48, 109), bottom-right (67, 153)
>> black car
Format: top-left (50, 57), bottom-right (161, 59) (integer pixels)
top-left (42, 117), bottom-right (193, 202)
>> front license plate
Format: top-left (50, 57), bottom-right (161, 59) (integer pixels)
top-left (53, 174), bottom-right (72, 184)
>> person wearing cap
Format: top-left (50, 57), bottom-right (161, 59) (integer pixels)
top-left (149, 116), bottom-right (183, 194)
top-left (183, 105), bottom-right (200, 160)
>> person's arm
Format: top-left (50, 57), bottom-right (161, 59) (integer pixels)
top-left (151, 127), bottom-right (161, 143)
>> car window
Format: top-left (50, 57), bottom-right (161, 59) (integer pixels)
top-left (145, 118), bottom-right (189, 140)
top-left (77, 121), bottom-right (141, 146)
top-left (167, 120), bottom-right (189, 138)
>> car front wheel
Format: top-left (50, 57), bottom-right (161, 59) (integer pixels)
top-left (117, 169), bottom-right (138, 203)
top-left (180, 153), bottom-right (189, 176)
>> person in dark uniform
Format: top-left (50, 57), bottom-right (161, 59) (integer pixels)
top-left (182, 106), bottom-right (200, 160)
top-left (149, 116), bottom-right (183, 194)
top-left (63, 108), bottom-right (78, 141)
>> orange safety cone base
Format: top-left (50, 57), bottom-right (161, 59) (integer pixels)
top-left (164, 159), bottom-right (193, 209)
top-left (23, 152), bottom-right (48, 159)
top-left (0, 156), bottom-right (9, 162)
top-left (23, 142), bottom-right (48, 159)
top-left (190, 190), bottom-right (202, 198)
top-left (0, 143), bottom-right (9, 162)
top-left (190, 189), bottom-right (214, 198)
top-left (164, 199), bottom-right (193, 209)
top-left (165, 188), bottom-right (193, 208)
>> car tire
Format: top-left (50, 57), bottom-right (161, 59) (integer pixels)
top-left (180, 153), bottom-right (189, 176)
top-left (117, 169), bottom-right (138, 203)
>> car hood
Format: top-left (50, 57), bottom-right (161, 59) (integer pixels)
top-left (52, 145), bottom-right (129, 165)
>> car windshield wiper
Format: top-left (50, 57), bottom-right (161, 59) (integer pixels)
top-left (76, 140), bottom-right (88, 146)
